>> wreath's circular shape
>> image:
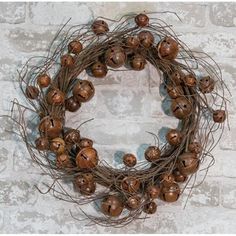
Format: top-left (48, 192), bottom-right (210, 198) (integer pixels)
top-left (16, 12), bottom-right (228, 226)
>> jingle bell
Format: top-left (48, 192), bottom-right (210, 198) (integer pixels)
top-left (47, 89), bottom-right (65, 105)
top-left (126, 36), bottom-right (140, 49)
top-left (177, 152), bottom-right (200, 175)
top-left (157, 37), bottom-right (179, 60)
top-left (160, 183), bottom-right (180, 202)
top-left (60, 54), bottom-right (75, 68)
top-left (123, 153), bottom-right (137, 167)
top-left (126, 195), bottom-right (141, 210)
top-left (171, 97), bottom-right (192, 119)
top-left (68, 40), bottom-right (83, 54)
top-left (35, 136), bottom-right (49, 151)
top-left (37, 74), bottom-right (51, 88)
top-left (91, 61), bottom-right (107, 78)
top-left (105, 46), bottom-right (126, 68)
top-left (73, 79), bottom-right (95, 103)
top-left (64, 129), bottom-right (80, 146)
top-left (76, 147), bottom-right (98, 169)
top-left (213, 110), bottom-right (226, 123)
top-left (50, 137), bottom-right (66, 155)
top-left (146, 185), bottom-right (160, 199)
top-left (143, 201), bottom-right (157, 214)
top-left (65, 96), bottom-right (81, 112)
top-left (121, 176), bottom-right (140, 193)
top-left (79, 138), bottom-right (93, 149)
top-left (199, 76), bottom-right (215, 94)
top-left (145, 146), bottom-right (161, 162)
top-left (173, 169), bottom-right (188, 183)
top-left (38, 116), bottom-right (63, 139)
top-left (101, 195), bottom-right (124, 217)
top-left (138, 31), bottom-right (154, 48)
top-left (166, 129), bottom-right (182, 146)
top-left (130, 54), bottom-right (146, 71)
top-left (135, 13), bottom-right (149, 27)
top-left (92, 20), bottom-right (109, 35)
top-left (25, 86), bottom-right (39, 99)
top-left (56, 153), bottom-right (72, 169)
top-left (188, 141), bottom-right (202, 154)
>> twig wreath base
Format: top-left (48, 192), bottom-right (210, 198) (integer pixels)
top-left (12, 12), bottom-right (229, 227)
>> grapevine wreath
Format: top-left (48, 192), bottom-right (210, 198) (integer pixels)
top-left (12, 12), bottom-right (229, 226)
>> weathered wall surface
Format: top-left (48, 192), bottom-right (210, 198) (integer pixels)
top-left (0, 2), bottom-right (236, 233)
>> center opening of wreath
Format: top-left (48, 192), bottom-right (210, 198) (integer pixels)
top-left (65, 63), bottom-right (179, 166)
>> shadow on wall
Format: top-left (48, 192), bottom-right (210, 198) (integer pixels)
top-left (112, 81), bottom-right (179, 166)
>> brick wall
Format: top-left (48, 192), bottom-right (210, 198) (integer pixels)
top-left (0, 2), bottom-right (236, 233)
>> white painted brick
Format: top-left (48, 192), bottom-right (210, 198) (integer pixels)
top-left (0, 57), bottom-right (24, 81)
top-left (220, 118), bottom-right (236, 151)
top-left (86, 2), bottom-right (207, 27)
top-left (0, 2), bottom-right (235, 234)
top-left (221, 179), bottom-right (236, 209)
top-left (179, 31), bottom-right (236, 58)
top-left (0, 3), bottom-right (25, 24)
top-left (125, 119), bottom-right (179, 145)
top-left (0, 180), bottom-right (37, 206)
top-left (13, 141), bottom-right (34, 172)
top-left (0, 81), bottom-right (26, 112)
top-left (175, 207), bottom-right (236, 233)
top-left (210, 3), bottom-right (236, 27)
top-left (221, 151), bottom-right (236, 178)
top-left (78, 118), bottom-right (128, 145)
top-left (29, 3), bottom-right (93, 25)
top-left (181, 179), bottom-right (220, 207)
top-left (7, 27), bottom-right (57, 53)
top-left (0, 142), bottom-right (10, 175)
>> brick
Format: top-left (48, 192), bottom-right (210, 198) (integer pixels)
top-left (13, 142), bottom-right (33, 172)
top-left (0, 81), bottom-right (26, 112)
top-left (220, 151), bottom-right (236, 178)
top-left (100, 87), bottom-right (167, 118)
top-left (3, 206), bottom-right (100, 233)
top-left (0, 57), bottom-right (24, 82)
top-left (198, 148), bottom-right (223, 177)
top-left (0, 116), bottom-right (19, 141)
top-left (181, 179), bottom-right (220, 207)
top-left (0, 180), bottom-right (37, 206)
top-left (100, 89), bottom-right (143, 117)
top-left (80, 67), bottom-right (144, 88)
top-left (214, 58), bottom-right (236, 89)
top-left (210, 3), bottom-right (236, 27)
top-left (220, 122), bottom-right (236, 152)
top-left (0, 2), bottom-right (236, 234)
top-left (86, 2), bottom-right (207, 27)
top-left (158, 179), bottom-right (220, 209)
top-left (125, 119), bottom-right (179, 145)
top-left (66, 87), bottom-right (167, 122)
top-left (222, 179), bottom-right (236, 209)
top-left (179, 31), bottom-right (236, 58)
top-left (93, 146), bottom-right (131, 167)
top-left (0, 210), bottom-right (3, 231)
top-left (216, 59), bottom-right (236, 115)
top-left (3, 208), bottom-right (59, 233)
top-left (176, 207), bottom-right (236, 233)
top-left (7, 28), bottom-right (57, 53)
top-left (77, 119), bottom-right (128, 145)
top-left (65, 88), bottom-right (102, 121)
top-left (140, 63), bottom-right (162, 88)
top-left (102, 211), bottom-right (178, 234)
top-left (29, 3), bottom-right (93, 25)
top-left (0, 3), bottom-right (25, 24)
top-left (84, 70), bottom-right (122, 86)
top-left (0, 143), bottom-right (10, 174)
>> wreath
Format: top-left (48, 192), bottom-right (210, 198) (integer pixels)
top-left (12, 12), bottom-right (229, 227)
